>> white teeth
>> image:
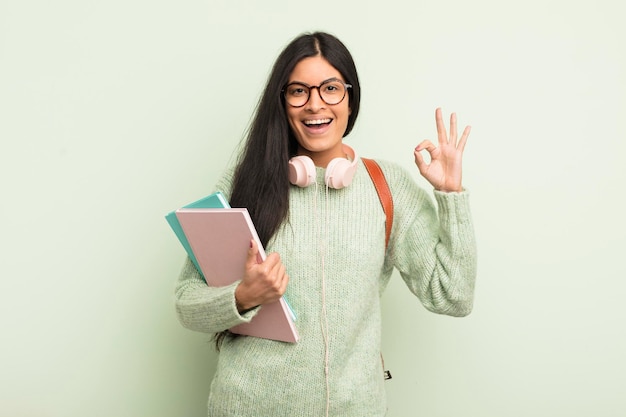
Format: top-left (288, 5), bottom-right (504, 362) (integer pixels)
top-left (303, 118), bottom-right (331, 125)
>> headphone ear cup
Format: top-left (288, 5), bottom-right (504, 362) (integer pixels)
top-left (325, 157), bottom-right (354, 189)
top-left (289, 155), bottom-right (316, 187)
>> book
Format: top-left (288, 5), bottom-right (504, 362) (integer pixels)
top-left (165, 192), bottom-right (230, 275)
top-left (175, 208), bottom-right (299, 343)
top-left (165, 192), bottom-right (296, 321)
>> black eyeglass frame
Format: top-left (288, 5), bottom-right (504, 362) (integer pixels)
top-left (282, 78), bottom-right (352, 108)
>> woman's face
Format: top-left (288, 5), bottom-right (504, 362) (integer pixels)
top-left (286, 56), bottom-right (351, 168)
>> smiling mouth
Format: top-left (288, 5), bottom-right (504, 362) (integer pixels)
top-left (303, 118), bottom-right (332, 128)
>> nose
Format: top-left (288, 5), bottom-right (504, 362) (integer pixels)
top-left (305, 86), bottom-right (325, 111)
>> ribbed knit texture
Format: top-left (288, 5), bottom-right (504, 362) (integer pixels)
top-left (175, 159), bottom-right (477, 417)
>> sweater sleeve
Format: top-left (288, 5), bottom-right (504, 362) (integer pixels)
top-left (173, 167), bottom-right (261, 334)
top-left (386, 163), bottom-right (477, 317)
top-left (174, 257), bottom-right (259, 333)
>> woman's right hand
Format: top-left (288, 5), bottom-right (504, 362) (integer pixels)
top-left (234, 239), bottom-right (289, 312)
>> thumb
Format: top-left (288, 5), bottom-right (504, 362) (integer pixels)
top-left (245, 239), bottom-right (260, 268)
top-left (414, 148), bottom-right (430, 175)
top-left (414, 148), bottom-right (425, 170)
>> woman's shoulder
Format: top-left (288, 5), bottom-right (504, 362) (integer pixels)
top-left (361, 157), bottom-right (431, 205)
top-left (214, 165), bottom-right (237, 200)
top-left (361, 158), bottom-right (417, 186)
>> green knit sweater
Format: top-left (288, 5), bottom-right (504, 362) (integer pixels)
top-left (175, 159), bottom-right (477, 417)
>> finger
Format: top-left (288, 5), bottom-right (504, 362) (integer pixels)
top-left (414, 148), bottom-right (425, 167)
top-left (435, 107), bottom-right (448, 145)
top-left (267, 258), bottom-right (284, 282)
top-left (279, 272), bottom-right (289, 294)
top-left (263, 262), bottom-right (287, 297)
top-left (262, 252), bottom-right (281, 273)
top-left (276, 264), bottom-right (289, 293)
top-left (449, 112), bottom-right (458, 146)
top-left (414, 140), bottom-right (437, 172)
top-left (415, 139), bottom-right (436, 153)
top-left (415, 140), bottom-right (439, 160)
top-left (457, 125), bottom-right (471, 153)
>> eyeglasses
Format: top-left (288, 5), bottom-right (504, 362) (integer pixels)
top-left (283, 78), bottom-right (352, 108)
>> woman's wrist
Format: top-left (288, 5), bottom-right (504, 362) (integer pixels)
top-left (235, 283), bottom-right (258, 313)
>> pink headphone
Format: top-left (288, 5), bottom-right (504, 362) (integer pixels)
top-left (288, 144), bottom-right (359, 189)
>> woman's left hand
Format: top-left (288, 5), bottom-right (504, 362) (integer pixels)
top-left (414, 108), bottom-right (471, 192)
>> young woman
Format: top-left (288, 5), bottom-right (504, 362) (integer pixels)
top-left (175, 31), bottom-right (476, 417)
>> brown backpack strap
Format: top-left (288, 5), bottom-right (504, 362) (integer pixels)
top-left (362, 158), bottom-right (394, 250)
top-left (362, 158), bottom-right (394, 381)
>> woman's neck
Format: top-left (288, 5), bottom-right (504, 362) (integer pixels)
top-left (297, 145), bottom-right (347, 168)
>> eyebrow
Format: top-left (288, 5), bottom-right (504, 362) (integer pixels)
top-left (286, 77), bottom-right (343, 87)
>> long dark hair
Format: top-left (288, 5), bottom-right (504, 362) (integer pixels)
top-left (229, 31), bottom-right (361, 246)
top-left (216, 32), bottom-right (361, 350)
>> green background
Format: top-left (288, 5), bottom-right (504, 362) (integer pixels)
top-left (1, 0), bottom-right (624, 415)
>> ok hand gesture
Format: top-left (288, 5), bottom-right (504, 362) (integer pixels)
top-left (414, 108), bottom-right (471, 192)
